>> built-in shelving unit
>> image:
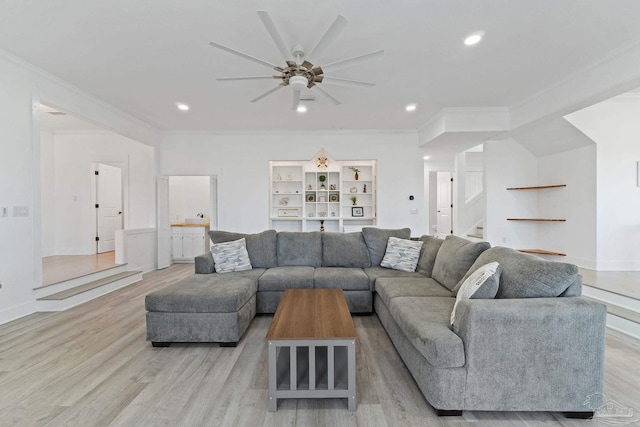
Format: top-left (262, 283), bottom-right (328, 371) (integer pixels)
top-left (507, 184), bottom-right (566, 257)
top-left (269, 153), bottom-right (376, 232)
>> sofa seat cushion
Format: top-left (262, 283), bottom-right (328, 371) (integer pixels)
top-left (314, 267), bottom-right (370, 291)
top-left (388, 296), bottom-right (465, 368)
top-left (375, 277), bottom-right (454, 309)
top-left (364, 266), bottom-right (426, 290)
top-left (432, 235), bottom-right (490, 291)
top-left (196, 268), bottom-right (266, 284)
top-left (145, 275), bottom-right (256, 313)
top-left (258, 266), bottom-right (315, 291)
top-left (277, 232), bottom-right (322, 267)
top-left (209, 230), bottom-right (277, 268)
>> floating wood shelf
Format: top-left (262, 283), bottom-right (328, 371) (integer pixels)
top-left (507, 218), bottom-right (566, 222)
top-left (506, 184), bottom-right (567, 190)
top-left (518, 249), bottom-right (567, 256)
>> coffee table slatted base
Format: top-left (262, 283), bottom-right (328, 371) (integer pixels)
top-left (268, 339), bottom-right (356, 411)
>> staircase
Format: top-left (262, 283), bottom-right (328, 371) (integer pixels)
top-left (582, 283), bottom-right (640, 340)
top-left (467, 225), bottom-right (484, 240)
top-left (35, 264), bottom-right (143, 312)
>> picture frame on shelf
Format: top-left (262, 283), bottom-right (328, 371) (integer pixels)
top-left (351, 207), bottom-right (364, 217)
top-left (306, 194), bottom-right (315, 202)
top-left (330, 194), bottom-right (339, 202)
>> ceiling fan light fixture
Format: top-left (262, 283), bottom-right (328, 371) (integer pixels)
top-left (289, 75), bottom-right (308, 92)
top-left (296, 104), bottom-right (307, 113)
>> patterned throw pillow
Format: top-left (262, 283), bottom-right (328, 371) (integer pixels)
top-left (380, 237), bottom-right (424, 272)
top-left (211, 238), bottom-right (252, 273)
top-left (450, 262), bottom-right (501, 326)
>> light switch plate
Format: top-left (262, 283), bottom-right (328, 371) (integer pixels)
top-left (12, 206), bottom-right (29, 217)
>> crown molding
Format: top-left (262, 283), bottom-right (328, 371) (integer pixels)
top-left (161, 128), bottom-right (419, 137)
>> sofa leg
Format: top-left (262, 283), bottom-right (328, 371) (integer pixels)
top-left (435, 409), bottom-right (462, 417)
top-left (220, 342), bottom-right (238, 348)
top-left (564, 411), bottom-right (594, 419)
top-left (151, 342), bottom-right (171, 347)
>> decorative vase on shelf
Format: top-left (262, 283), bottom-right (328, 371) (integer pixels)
top-left (355, 172), bottom-right (359, 180)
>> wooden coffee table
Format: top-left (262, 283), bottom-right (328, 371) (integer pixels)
top-left (266, 289), bottom-right (357, 411)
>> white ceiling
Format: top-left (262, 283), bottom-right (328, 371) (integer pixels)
top-left (2, 1), bottom-right (640, 132)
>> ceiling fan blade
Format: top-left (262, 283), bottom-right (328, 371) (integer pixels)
top-left (322, 76), bottom-right (375, 88)
top-left (251, 84), bottom-right (285, 103)
top-left (311, 66), bottom-right (323, 75)
top-left (321, 50), bottom-right (384, 73)
top-left (217, 76), bottom-right (277, 81)
top-left (306, 15), bottom-right (349, 62)
top-left (209, 41), bottom-right (280, 70)
top-left (257, 11), bottom-right (292, 61)
top-left (313, 75), bottom-right (324, 83)
top-left (312, 85), bottom-right (341, 106)
top-left (292, 90), bottom-right (301, 110)
top-left (301, 60), bottom-right (314, 70)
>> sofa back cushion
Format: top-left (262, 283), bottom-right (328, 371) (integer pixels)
top-left (362, 227), bottom-right (411, 266)
top-left (415, 235), bottom-right (444, 277)
top-left (321, 232), bottom-right (371, 268)
top-left (457, 246), bottom-right (579, 298)
top-left (277, 231), bottom-right (322, 267)
top-left (431, 235), bottom-right (490, 291)
top-left (209, 230), bottom-right (277, 268)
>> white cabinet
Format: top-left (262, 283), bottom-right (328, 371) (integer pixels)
top-left (269, 155), bottom-right (376, 232)
top-left (171, 225), bottom-right (209, 263)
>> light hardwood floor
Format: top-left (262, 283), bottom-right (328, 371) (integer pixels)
top-left (41, 252), bottom-right (118, 287)
top-left (1, 264), bottom-right (639, 427)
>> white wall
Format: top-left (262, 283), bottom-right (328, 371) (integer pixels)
top-left (169, 176), bottom-right (210, 222)
top-left (537, 145), bottom-right (597, 268)
top-left (51, 132), bottom-right (155, 255)
top-left (566, 96), bottom-right (640, 270)
top-left (160, 132), bottom-right (426, 235)
top-left (40, 130), bottom-right (56, 256)
top-left (0, 50), bottom-right (158, 324)
top-left (484, 138), bottom-right (538, 249)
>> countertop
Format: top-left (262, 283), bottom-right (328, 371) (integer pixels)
top-left (171, 222), bottom-right (210, 227)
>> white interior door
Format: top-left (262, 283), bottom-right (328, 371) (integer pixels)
top-left (157, 176), bottom-right (171, 269)
top-left (96, 163), bottom-right (122, 253)
top-left (436, 172), bottom-right (453, 239)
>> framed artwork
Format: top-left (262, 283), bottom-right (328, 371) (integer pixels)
top-left (351, 207), bottom-right (364, 217)
top-left (306, 194), bottom-right (315, 202)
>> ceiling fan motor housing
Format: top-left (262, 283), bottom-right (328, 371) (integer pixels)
top-left (289, 75), bottom-right (308, 92)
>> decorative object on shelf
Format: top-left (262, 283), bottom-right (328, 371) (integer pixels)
top-left (363, 184), bottom-right (367, 193)
top-left (318, 174), bottom-right (327, 190)
top-left (276, 173), bottom-right (281, 181)
top-left (352, 206), bottom-right (364, 217)
top-left (331, 212), bottom-right (336, 217)
top-left (279, 197), bottom-right (289, 206)
top-left (350, 186), bottom-right (358, 193)
top-left (275, 190), bottom-right (279, 194)
top-left (330, 194), bottom-right (338, 202)
top-left (306, 194), bottom-right (315, 202)
top-left (307, 184), bottom-right (313, 190)
top-left (308, 212), bottom-right (314, 217)
top-left (319, 211), bottom-right (327, 217)
top-left (349, 196), bottom-right (357, 205)
top-left (278, 208), bottom-right (299, 217)
top-left (319, 196), bottom-right (326, 202)
top-left (330, 184), bottom-right (336, 190)
top-left (320, 220), bottom-right (325, 232)
top-left (285, 174), bottom-right (292, 181)
top-left (317, 155), bottom-right (329, 169)
top-left (349, 167), bottom-right (360, 180)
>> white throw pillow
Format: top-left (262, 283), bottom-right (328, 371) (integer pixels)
top-left (380, 237), bottom-right (424, 272)
top-left (450, 261), bottom-right (501, 326)
top-left (211, 238), bottom-right (252, 273)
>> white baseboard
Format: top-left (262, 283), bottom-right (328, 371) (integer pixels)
top-left (564, 255), bottom-right (597, 270)
top-left (596, 260), bottom-right (640, 271)
top-left (0, 301), bottom-right (36, 325)
top-left (607, 314), bottom-right (640, 341)
top-left (55, 247), bottom-right (94, 256)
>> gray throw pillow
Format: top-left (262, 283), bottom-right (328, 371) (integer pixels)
top-left (416, 235), bottom-right (444, 277)
top-left (450, 262), bottom-right (501, 326)
top-left (432, 235), bottom-right (491, 291)
top-left (457, 246), bottom-right (578, 299)
top-left (321, 232), bottom-right (371, 268)
top-left (277, 231), bottom-right (322, 267)
top-left (380, 237), bottom-right (423, 272)
top-left (209, 230), bottom-right (277, 268)
top-left (362, 227), bottom-right (411, 266)
top-left (211, 238), bottom-right (252, 273)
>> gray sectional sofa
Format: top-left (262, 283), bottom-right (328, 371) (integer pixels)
top-left (145, 228), bottom-right (606, 417)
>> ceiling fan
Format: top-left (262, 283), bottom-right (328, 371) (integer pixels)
top-left (209, 11), bottom-right (384, 109)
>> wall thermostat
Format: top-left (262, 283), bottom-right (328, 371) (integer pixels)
top-left (409, 195), bottom-right (414, 200)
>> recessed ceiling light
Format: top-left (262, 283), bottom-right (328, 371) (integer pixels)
top-left (176, 103), bottom-right (190, 111)
top-left (464, 31), bottom-right (485, 46)
top-left (423, 156), bottom-right (431, 160)
top-left (297, 105), bottom-right (307, 113)
top-left (405, 104), bottom-right (417, 112)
